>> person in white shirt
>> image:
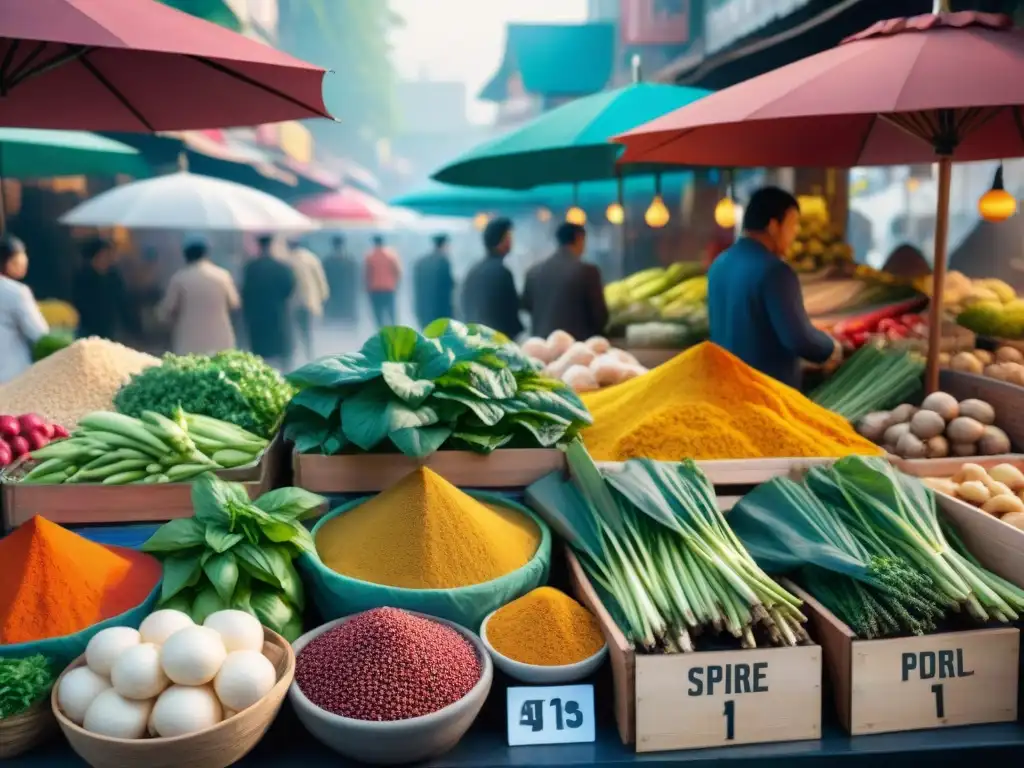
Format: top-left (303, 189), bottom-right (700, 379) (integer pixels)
top-left (157, 236), bottom-right (240, 355)
top-left (286, 237), bottom-right (329, 362)
top-left (0, 235), bottom-right (49, 384)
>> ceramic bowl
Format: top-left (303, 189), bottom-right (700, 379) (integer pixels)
top-left (479, 609), bottom-right (608, 684)
top-left (288, 611), bottom-right (492, 766)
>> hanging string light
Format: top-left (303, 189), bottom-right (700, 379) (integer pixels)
top-left (978, 163), bottom-right (1017, 223)
top-left (536, 207), bottom-right (552, 222)
top-left (644, 174), bottom-right (670, 228)
top-left (606, 175), bottom-right (624, 225)
top-left (473, 212), bottom-right (490, 231)
top-left (566, 183), bottom-right (586, 225)
top-left (714, 169), bottom-right (739, 229)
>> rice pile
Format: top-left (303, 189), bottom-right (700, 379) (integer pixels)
top-left (0, 338), bottom-right (159, 429)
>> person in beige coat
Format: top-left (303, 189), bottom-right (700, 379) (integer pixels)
top-left (157, 237), bottom-right (240, 355)
top-left (287, 237), bottom-right (329, 361)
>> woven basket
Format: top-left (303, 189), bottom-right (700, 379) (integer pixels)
top-left (51, 627), bottom-right (294, 768)
top-left (0, 695), bottom-right (56, 759)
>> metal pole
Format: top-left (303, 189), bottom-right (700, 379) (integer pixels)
top-left (631, 54), bottom-right (642, 84)
top-left (933, 0), bottom-right (951, 13)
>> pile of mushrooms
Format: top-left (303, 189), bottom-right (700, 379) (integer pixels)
top-left (923, 463), bottom-right (1024, 529)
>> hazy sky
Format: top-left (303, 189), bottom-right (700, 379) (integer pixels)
top-left (390, 0), bottom-right (588, 123)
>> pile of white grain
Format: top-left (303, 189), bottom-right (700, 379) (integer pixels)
top-left (0, 337), bottom-right (159, 429)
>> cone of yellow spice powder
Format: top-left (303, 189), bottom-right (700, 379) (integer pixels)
top-left (582, 342), bottom-right (883, 461)
top-left (485, 587), bottom-right (605, 667)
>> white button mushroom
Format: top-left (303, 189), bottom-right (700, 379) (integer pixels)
top-left (160, 626), bottom-right (226, 686)
top-left (85, 627), bottom-right (141, 677)
top-left (139, 610), bottom-right (194, 646)
top-left (111, 643), bottom-right (169, 701)
top-left (57, 667), bottom-right (111, 726)
top-left (203, 610), bottom-right (264, 654)
top-left (214, 650), bottom-right (276, 712)
top-left (82, 689), bottom-right (153, 739)
top-left (150, 685), bottom-right (223, 738)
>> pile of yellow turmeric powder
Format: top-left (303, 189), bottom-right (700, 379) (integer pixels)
top-left (582, 342), bottom-right (882, 461)
top-left (487, 587), bottom-right (605, 666)
top-left (316, 468), bottom-right (540, 589)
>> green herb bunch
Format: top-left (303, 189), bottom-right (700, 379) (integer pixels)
top-left (0, 655), bottom-right (55, 718)
top-left (283, 320), bottom-right (592, 458)
top-left (115, 350), bottom-right (293, 439)
top-left (142, 474), bottom-right (325, 641)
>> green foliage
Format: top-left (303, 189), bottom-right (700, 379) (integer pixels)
top-left (142, 475), bottom-right (325, 641)
top-left (114, 351), bottom-right (293, 439)
top-left (32, 331), bottom-right (75, 362)
top-left (0, 654), bottom-right (55, 718)
top-left (283, 320), bottom-right (592, 458)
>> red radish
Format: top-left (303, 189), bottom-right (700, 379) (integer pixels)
top-left (0, 415), bottom-right (19, 438)
top-left (51, 424), bottom-right (69, 439)
top-left (18, 414), bottom-right (46, 434)
top-left (25, 430), bottom-right (49, 451)
top-left (0, 443), bottom-right (11, 467)
top-left (41, 422), bottom-right (55, 439)
top-left (8, 436), bottom-right (30, 457)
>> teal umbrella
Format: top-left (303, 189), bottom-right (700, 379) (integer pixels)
top-left (432, 82), bottom-right (711, 190)
top-left (390, 181), bottom-right (546, 217)
top-left (158, 0), bottom-right (243, 32)
top-left (0, 128), bottom-right (148, 232)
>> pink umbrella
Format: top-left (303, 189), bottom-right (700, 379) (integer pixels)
top-left (614, 6), bottom-right (1024, 391)
top-left (0, 0), bottom-right (330, 131)
top-left (295, 188), bottom-right (393, 228)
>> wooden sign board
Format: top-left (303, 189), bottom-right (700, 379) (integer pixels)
top-left (634, 645), bottom-right (822, 752)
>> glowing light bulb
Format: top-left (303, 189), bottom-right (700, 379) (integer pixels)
top-left (644, 195), bottom-right (670, 228)
top-left (606, 202), bottom-right (624, 225)
top-left (536, 207), bottom-right (552, 222)
top-left (566, 206), bottom-right (587, 225)
top-left (714, 197), bottom-right (738, 229)
top-left (473, 213), bottom-right (489, 231)
top-left (978, 188), bottom-right (1017, 223)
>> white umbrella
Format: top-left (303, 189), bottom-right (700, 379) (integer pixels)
top-left (60, 171), bottom-right (316, 232)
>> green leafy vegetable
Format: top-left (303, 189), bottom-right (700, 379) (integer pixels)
top-left (0, 655), bottom-right (55, 718)
top-left (142, 474), bottom-right (324, 641)
top-left (284, 320), bottom-right (591, 458)
top-left (115, 350), bottom-right (293, 438)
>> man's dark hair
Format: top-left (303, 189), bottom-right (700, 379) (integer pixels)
top-left (82, 237), bottom-right (112, 264)
top-left (287, 237), bottom-right (302, 249)
top-left (184, 242), bottom-right (208, 264)
top-left (256, 235), bottom-right (273, 251)
top-left (556, 222), bottom-right (586, 247)
top-left (372, 235), bottom-right (384, 247)
top-left (331, 235), bottom-right (346, 249)
top-left (0, 234), bottom-right (25, 272)
top-left (483, 217), bottom-right (513, 252)
top-left (742, 186), bottom-right (800, 232)
top-left (432, 233), bottom-right (449, 249)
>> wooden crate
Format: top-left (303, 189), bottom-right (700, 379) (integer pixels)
top-left (0, 437), bottom-right (282, 530)
top-left (795, 584), bottom-right (1019, 736)
top-left (292, 448), bottom-right (565, 494)
top-left (564, 549), bottom-right (822, 752)
top-left (939, 369), bottom-right (1024, 449)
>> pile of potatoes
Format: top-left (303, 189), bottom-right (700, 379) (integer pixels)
top-left (857, 391), bottom-right (1010, 459)
top-left (521, 331), bottom-right (648, 393)
top-left (923, 463), bottom-right (1024, 529)
top-left (944, 345), bottom-right (1024, 386)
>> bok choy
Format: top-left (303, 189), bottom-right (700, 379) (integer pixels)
top-left (526, 440), bottom-right (808, 653)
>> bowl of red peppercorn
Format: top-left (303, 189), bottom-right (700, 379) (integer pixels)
top-left (288, 608), bottom-right (492, 766)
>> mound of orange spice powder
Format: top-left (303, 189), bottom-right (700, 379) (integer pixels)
top-left (0, 516), bottom-right (161, 644)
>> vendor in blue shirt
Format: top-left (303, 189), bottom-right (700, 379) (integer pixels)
top-left (708, 186), bottom-right (840, 390)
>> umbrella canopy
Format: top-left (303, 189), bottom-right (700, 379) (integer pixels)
top-left (433, 82), bottom-right (711, 189)
top-left (613, 9), bottom-right (1024, 392)
top-left (295, 187), bottom-right (392, 228)
top-left (59, 171), bottom-right (315, 231)
top-left (0, 128), bottom-right (147, 178)
top-left (0, 0), bottom-right (330, 131)
top-left (389, 181), bottom-right (546, 216)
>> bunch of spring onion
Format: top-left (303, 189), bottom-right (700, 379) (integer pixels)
top-left (810, 342), bottom-right (923, 423)
top-left (526, 440), bottom-right (809, 653)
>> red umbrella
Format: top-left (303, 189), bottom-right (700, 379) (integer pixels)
top-left (0, 0), bottom-right (331, 131)
top-left (614, 6), bottom-right (1024, 391)
top-left (295, 188), bottom-right (392, 228)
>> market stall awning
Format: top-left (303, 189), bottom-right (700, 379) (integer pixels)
top-left (158, 0), bottom-right (242, 32)
top-left (295, 187), bottom-right (392, 229)
top-left (0, 129), bottom-right (149, 179)
top-left (479, 23), bottom-right (616, 102)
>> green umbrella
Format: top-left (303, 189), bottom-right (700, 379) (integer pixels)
top-left (0, 129), bottom-right (149, 233)
top-left (432, 82), bottom-right (711, 190)
top-left (158, 0), bottom-right (243, 32)
top-left (390, 181), bottom-right (546, 217)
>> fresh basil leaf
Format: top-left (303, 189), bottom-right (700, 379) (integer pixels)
top-left (389, 425), bottom-right (453, 458)
top-left (432, 389), bottom-right (504, 426)
top-left (359, 326), bottom-right (420, 363)
top-left (235, 541), bottom-right (281, 587)
top-left (265, 545), bottom-right (304, 610)
top-left (287, 523), bottom-right (316, 555)
top-left (507, 389), bottom-right (592, 425)
top-left (450, 431), bottom-right (514, 453)
top-left (232, 572), bottom-right (253, 613)
top-left (203, 552), bottom-right (239, 603)
top-left (446, 362), bottom-right (517, 400)
top-left (250, 588), bottom-right (298, 638)
top-left (205, 525), bottom-right (243, 553)
top-left (510, 413), bottom-right (571, 447)
top-left (290, 387), bottom-right (341, 420)
top-left (191, 474), bottom-right (246, 526)
top-left (286, 353), bottom-right (379, 388)
top-left (161, 553), bottom-right (203, 602)
top-left (255, 487), bottom-right (326, 521)
top-left (381, 361), bottom-right (435, 406)
top-left (142, 517), bottom-right (205, 553)
top-left (191, 585), bottom-right (227, 624)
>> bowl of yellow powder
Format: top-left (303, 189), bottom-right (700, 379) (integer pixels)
top-left (480, 587), bottom-right (607, 684)
top-left (300, 469), bottom-right (552, 632)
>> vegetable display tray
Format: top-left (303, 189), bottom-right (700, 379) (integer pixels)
top-left (939, 369), bottom-right (1023, 450)
top-left (563, 548), bottom-right (822, 753)
top-left (292, 447), bottom-right (565, 494)
top-left (0, 435), bottom-right (283, 530)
